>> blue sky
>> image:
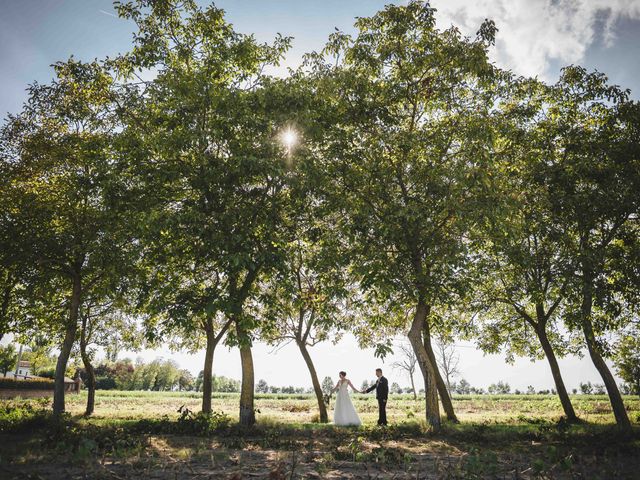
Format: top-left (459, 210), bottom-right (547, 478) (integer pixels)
top-left (2, 0), bottom-right (639, 118)
top-left (2, 0), bottom-right (639, 391)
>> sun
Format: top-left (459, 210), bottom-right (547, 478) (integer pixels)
top-left (280, 127), bottom-right (298, 151)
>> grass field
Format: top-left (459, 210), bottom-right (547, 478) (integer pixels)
top-left (59, 390), bottom-right (640, 425)
top-left (1, 390), bottom-right (639, 479)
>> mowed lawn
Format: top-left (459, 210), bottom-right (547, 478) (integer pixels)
top-left (61, 390), bottom-right (640, 426)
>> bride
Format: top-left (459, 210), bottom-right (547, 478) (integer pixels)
top-left (332, 371), bottom-right (362, 426)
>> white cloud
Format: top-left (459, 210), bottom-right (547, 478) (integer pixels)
top-left (431, 0), bottom-right (640, 79)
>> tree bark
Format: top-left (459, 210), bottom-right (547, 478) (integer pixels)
top-left (407, 299), bottom-right (441, 430)
top-left (580, 267), bottom-right (631, 431)
top-left (297, 340), bottom-right (328, 423)
top-left (202, 318), bottom-right (217, 414)
top-left (535, 321), bottom-right (577, 422)
top-left (422, 321), bottom-right (458, 423)
top-left (53, 274), bottom-right (81, 415)
top-left (201, 317), bottom-right (231, 413)
top-left (79, 312), bottom-right (95, 416)
top-left (237, 323), bottom-right (255, 427)
top-left (409, 371), bottom-right (417, 401)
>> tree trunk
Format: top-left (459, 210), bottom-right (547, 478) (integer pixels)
top-left (580, 267), bottom-right (631, 431)
top-left (79, 314), bottom-right (95, 416)
top-left (80, 349), bottom-right (96, 416)
top-left (297, 340), bottom-right (328, 423)
top-left (535, 321), bottom-right (577, 422)
top-left (407, 299), bottom-right (441, 430)
top-left (202, 319), bottom-right (216, 414)
top-left (237, 323), bottom-right (255, 427)
top-left (201, 317), bottom-right (231, 413)
top-left (409, 371), bottom-right (417, 401)
top-left (53, 275), bottom-right (81, 415)
top-left (422, 321), bottom-right (458, 423)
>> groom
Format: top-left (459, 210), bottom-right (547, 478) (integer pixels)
top-left (363, 368), bottom-right (389, 425)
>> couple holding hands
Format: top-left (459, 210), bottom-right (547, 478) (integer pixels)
top-left (332, 368), bottom-right (388, 426)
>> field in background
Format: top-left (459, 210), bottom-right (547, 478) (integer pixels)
top-left (61, 390), bottom-right (640, 426)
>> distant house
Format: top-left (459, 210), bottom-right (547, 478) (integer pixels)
top-left (16, 360), bottom-right (31, 377)
top-left (2, 360), bottom-right (32, 379)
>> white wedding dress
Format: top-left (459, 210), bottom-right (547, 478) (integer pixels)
top-left (333, 380), bottom-right (362, 426)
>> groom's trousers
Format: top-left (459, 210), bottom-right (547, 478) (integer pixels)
top-left (377, 398), bottom-right (388, 425)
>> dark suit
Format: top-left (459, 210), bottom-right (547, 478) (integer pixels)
top-left (365, 376), bottom-right (388, 425)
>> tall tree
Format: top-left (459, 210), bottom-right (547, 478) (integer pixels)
top-left (538, 66), bottom-right (640, 430)
top-left (0, 59), bottom-right (133, 414)
top-left (472, 77), bottom-right (580, 421)
top-left (311, 1), bottom-right (501, 429)
top-left (115, 0), bottom-right (295, 426)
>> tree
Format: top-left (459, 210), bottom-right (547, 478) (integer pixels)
top-left (115, 0), bottom-right (294, 426)
top-left (455, 379), bottom-right (471, 395)
top-left (488, 381), bottom-right (511, 394)
top-left (580, 382), bottom-right (594, 394)
top-left (434, 336), bottom-right (460, 395)
top-left (19, 336), bottom-right (56, 376)
top-left (321, 376), bottom-right (334, 398)
top-left (256, 379), bottom-right (269, 394)
top-left (0, 58), bottom-right (134, 415)
top-left (472, 76), bottom-right (582, 422)
top-left (391, 342), bottom-right (418, 400)
top-left (0, 344), bottom-right (17, 375)
top-left (313, 1), bottom-right (501, 429)
top-left (536, 66), bottom-right (640, 431)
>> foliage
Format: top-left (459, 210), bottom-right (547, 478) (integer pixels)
top-left (487, 381), bottom-right (511, 395)
top-left (0, 377), bottom-right (54, 390)
top-left (0, 398), bottom-right (52, 432)
top-left (614, 325), bottom-right (640, 396)
top-left (0, 344), bottom-right (17, 375)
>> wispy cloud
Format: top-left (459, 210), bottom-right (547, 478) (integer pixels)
top-left (99, 9), bottom-right (118, 19)
top-left (432, 0), bottom-right (640, 79)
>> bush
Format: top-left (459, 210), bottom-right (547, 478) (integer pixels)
top-left (0, 398), bottom-right (52, 432)
top-left (175, 405), bottom-right (231, 434)
top-left (0, 377), bottom-right (54, 390)
top-left (95, 377), bottom-right (117, 390)
top-left (38, 368), bottom-right (56, 379)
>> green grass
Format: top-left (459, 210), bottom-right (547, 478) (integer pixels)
top-left (52, 390), bottom-right (640, 426)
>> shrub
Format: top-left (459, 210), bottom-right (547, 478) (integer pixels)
top-left (95, 377), bottom-right (117, 390)
top-left (0, 377), bottom-right (54, 390)
top-left (0, 398), bottom-right (52, 432)
top-left (38, 368), bottom-right (56, 379)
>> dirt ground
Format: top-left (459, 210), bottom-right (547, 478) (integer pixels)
top-left (3, 430), bottom-right (640, 480)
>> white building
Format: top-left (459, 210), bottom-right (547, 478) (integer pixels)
top-left (16, 360), bottom-right (31, 377)
top-left (2, 360), bottom-right (32, 379)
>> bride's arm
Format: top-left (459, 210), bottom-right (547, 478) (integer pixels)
top-left (332, 381), bottom-right (340, 393)
top-left (347, 380), bottom-right (359, 393)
